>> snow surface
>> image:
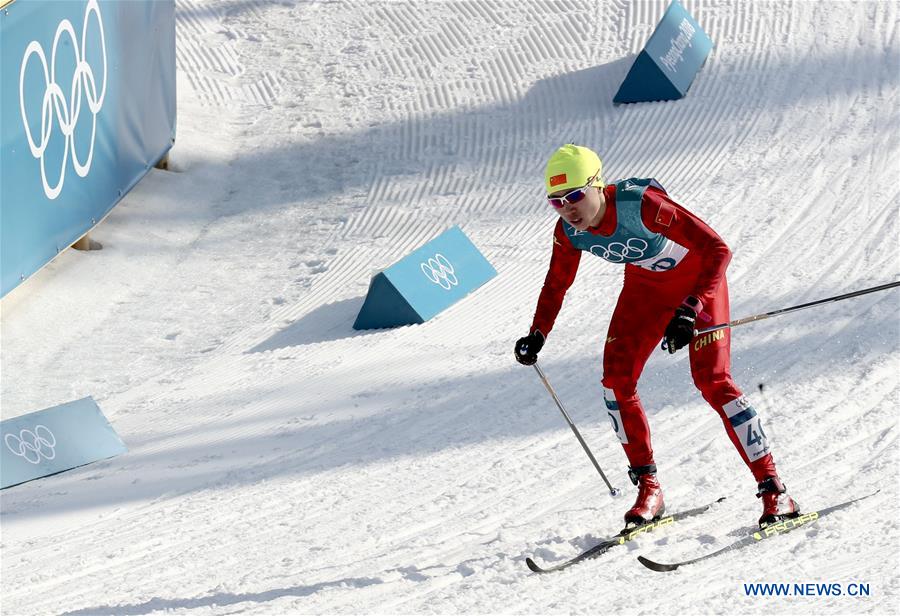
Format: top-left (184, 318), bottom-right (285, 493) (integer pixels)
top-left (2, 0), bottom-right (899, 614)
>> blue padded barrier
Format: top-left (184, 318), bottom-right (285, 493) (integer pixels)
top-left (353, 226), bottom-right (497, 330)
top-left (1, 0), bottom-right (176, 297)
top-left (613, 0), bottom-right (713, 104)
top-left (2, 397), bottom-right (127, 489)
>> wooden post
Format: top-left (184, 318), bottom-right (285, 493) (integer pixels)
top-left (72, 234), bottom-right (102, 251)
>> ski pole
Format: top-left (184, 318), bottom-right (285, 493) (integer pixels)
top-left (695, 280), bottom-right (900, 336)
top-left (532, 361), bottom-right (622, 497)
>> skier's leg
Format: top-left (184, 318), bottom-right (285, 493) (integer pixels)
top-left (689, 277), bottom-right (778, 481)
top-left (601, 281), bottom-right (670, 469)
top-left (690, 278), bottom-right (799, 526)
top-left (602, 279), bottom-right (671, 524)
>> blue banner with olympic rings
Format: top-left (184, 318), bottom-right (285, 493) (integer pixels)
top-left (1, 396), bottom-right (127, 489)
top-left (353, 225), bottom-right (497, 330)
top-left (1, 0), bottom-right (175, 297)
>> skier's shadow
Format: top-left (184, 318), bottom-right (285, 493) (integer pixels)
top-left (59, 575), bottom-right (383, 615)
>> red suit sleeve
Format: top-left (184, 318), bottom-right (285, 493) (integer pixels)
top-left (530, 219), bottom-right (581, 337)
top-left (641, 187), bottom-right (732, 309)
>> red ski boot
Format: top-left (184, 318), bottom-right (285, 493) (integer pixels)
top-left (624, 464), bottom-right (665, 527)
top-left (757, 476), bottom-right (800, 528)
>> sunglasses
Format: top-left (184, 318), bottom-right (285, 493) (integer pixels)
top-left (547, 169), bottom-right (601, 209)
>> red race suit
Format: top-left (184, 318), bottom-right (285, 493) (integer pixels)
top-left (530, 182), bottom-right (778, 482)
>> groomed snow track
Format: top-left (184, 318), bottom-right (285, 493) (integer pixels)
top-left (2, 2), bottom-right (898, 614)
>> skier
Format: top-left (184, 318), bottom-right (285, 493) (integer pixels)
top-left (515, 144), bottom-right (800, 529)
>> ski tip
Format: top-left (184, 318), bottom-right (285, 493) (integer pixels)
top-left (525, 557), bottom-right (543, 573)
top-left (637, 555), bottom-right (680, 572)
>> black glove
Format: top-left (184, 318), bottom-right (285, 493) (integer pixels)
top-left (514, 331), bottom-right (545, 366)
top-left (664, 305), bottom-right (697, 354)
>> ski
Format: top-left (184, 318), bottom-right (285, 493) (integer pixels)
top-left (638, 490), bottom-right (880, 572)
top-left (525, 497), bottom-right (725, 574)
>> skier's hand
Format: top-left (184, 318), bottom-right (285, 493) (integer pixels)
top-left (664, 302), bottom-right (697, 354)
top-left (514, 331), bottom-right (545, 365)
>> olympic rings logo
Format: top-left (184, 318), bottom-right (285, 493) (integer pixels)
top-left (19, 0), bottom-right (107, 200)
top-left (420, 253), bottom-right (458, 290)
top-left (5, 425), bottom-right (58, 465)
top-left (590, 238), bottom-right (649, 263)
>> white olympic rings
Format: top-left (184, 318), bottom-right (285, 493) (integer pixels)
top-left (421, 253), bottom-right (458, 290)
top-left (590, 237), bottom-right (649, 263)
top-left (5, 425), bottom-right (58, 465)
top-left (19, 0), bottom-right (107, 200)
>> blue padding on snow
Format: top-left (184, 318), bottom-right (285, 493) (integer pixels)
top-left (1, 397), bottom-right (127, 489)
top-left (613, 0), bottom-right (713, 104)
top-left (353, 225), bottom-right (497, 330)
top-left (1, 0), bottom-right (176, 297)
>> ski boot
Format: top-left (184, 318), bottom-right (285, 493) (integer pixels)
top-left (757, 476), bottom-right (800, 528)
top-left (624, 464), bottom-right (665, 528)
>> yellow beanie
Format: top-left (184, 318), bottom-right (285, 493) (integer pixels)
top-left (544, 144), bottom-right (604, 193)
